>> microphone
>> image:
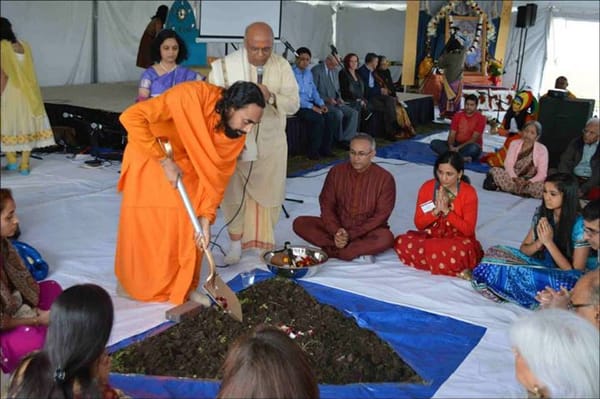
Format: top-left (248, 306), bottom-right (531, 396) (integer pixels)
top-left (280, 37), bottom-right (298, 57)
top-left (329, 44), bottom-right (343, 69)
top-left (256, 66), bottom-right (264, 84)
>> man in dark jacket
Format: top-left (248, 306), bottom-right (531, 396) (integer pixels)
top-left (558, 118), bottom-right (599, 200)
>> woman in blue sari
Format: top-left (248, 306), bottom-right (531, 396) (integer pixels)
top-left (472, 173), bottom-right (597, 309)
top-left (137, 29), bottom-right (204, 102)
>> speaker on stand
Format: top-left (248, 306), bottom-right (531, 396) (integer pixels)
top-left (513, 3), bottom-right (538, 90)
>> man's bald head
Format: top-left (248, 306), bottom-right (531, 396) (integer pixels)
top-left (245, 22), bottom-right (274, 39)
top-left (244, 22), bottom-right (274, 67)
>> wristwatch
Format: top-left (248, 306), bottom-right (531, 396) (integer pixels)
top-left (268, 92), bottom-right (276, 105)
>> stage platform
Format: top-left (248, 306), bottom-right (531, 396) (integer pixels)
top-left (41, 83), bottom-right (435, 158)
top-left (41, 82), bottom-right (137, 150)
top-left (42, 81), bottom-right (137, 113)
top-left (397, 92), bottom-right (434, 126)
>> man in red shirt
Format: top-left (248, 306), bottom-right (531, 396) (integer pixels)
top-left (430, 94), bottom-right (487, 162)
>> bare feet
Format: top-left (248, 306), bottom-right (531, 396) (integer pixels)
top-left (457, 269), bottom-right (473, 281)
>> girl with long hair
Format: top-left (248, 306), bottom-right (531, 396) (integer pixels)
top-left (217, 325), bottom-right (319, 399)
top-left (8, 284), bottom-right (126, 399)
top-left (1, 188), bottom-right (62, 374)
top-left (472, 173), bottom-right (597, 309)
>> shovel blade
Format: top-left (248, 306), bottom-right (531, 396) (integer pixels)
top-left (203, 274), bottom-right (243, 322)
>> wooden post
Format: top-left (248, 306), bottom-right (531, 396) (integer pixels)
top-left (401, 0), bottom-right (420, 87)
top-left (494, 0), bottom-right (513, 62)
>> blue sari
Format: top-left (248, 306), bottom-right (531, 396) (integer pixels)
top-left (139, 66), bottom-right (201, 98)
top-left (472, 209), bottom-right (597, 309)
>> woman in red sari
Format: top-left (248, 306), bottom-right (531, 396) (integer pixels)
top-left (394, 151), bottom-right (483, 277)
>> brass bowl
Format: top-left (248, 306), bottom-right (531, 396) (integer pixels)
top-left (262, 245), bottom-right (328, 279)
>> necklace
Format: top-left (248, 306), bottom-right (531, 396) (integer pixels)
top-left (158, 62), bottom-right (177, 74)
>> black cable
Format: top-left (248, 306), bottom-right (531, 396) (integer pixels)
top-left (209, 124), bottom-right (260, 260)
top-left (210, 160), bottom-right (253, 257)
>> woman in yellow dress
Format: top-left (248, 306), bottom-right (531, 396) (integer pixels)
top-left (1, 17), bottom-right (55, 175)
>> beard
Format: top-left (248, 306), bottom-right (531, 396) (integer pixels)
top-left (220, 110), bottom-right (245, 139)
top-left (223, 124), bottom-right (245, 139)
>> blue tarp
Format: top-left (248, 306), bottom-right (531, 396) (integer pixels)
top-left (109, 270), bottom-right (486, 399)
top-left (376, 139), bottom-right (490, 174)
top-left (288, 136), bottom-right (490, 179)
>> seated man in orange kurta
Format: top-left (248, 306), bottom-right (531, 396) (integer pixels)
top-left (114, 81), bottom-right (265, 305)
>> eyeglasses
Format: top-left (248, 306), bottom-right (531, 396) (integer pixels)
top-left (567, 300), bottom-right (594, 311)
top-left (582, 128), bottom-right (598, 135)
top-left (349, 150), bottom-right (372, 158)
top-left (583, 226), bottom-right (600, 236)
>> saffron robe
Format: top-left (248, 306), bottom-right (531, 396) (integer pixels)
top-left (114, 81), bottom-right (245, 304)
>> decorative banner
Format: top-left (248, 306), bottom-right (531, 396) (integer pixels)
top-left (426, 0), bottom-right (496, 47)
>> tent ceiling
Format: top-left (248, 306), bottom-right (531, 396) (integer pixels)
top-left (297, 1), bottom-right (599, 18)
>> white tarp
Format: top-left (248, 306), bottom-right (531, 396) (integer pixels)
top-left (1, 146), bottom-right (537, 398)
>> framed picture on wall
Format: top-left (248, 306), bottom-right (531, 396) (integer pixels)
top-left (446, 16), bottom-right (487, 75)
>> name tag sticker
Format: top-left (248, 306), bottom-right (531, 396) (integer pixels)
top-left (420, 200), bottom-right (435, 213)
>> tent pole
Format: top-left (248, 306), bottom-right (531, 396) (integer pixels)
top-left (92, 0), bottom-right (98, 83)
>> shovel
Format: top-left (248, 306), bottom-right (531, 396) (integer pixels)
top-left (158, 138), bottom-right (243, 322)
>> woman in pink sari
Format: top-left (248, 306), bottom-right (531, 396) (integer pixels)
top-left (0, 188), bottom-right (62, 374)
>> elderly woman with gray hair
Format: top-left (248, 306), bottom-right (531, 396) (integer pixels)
top-left (485, 120), bottom-right (548, 198)
top-left (510, 309), bottom-right (599, 398)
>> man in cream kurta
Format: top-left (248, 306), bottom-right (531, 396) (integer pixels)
top-left (209, 22), bottom-right (299, 263)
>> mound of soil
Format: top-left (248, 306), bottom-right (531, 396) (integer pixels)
top-left (112, 277), bottom-right (422, 385)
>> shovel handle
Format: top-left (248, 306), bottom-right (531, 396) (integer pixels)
top-left (157, 138), bottom-right (217, 286)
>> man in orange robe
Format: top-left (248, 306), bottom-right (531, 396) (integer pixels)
top-left (114, 81), bottom-right (265, 304)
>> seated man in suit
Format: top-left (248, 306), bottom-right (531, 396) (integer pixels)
top-left (292, 47), bottom-right (338, 160)
top-left (558, 117), bottom-right (599, 200)
top-left (357, 52), bottom-right (402, 140)
top-left (429, 93), bottom-right (487, 162)
top-left (293, 133), bottom-right (396, 263)
top-left (312, 55), bottom-right (359, 149)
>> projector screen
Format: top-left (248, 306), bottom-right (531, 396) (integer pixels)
top-left (199, 1), bottom-right (282, 39)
